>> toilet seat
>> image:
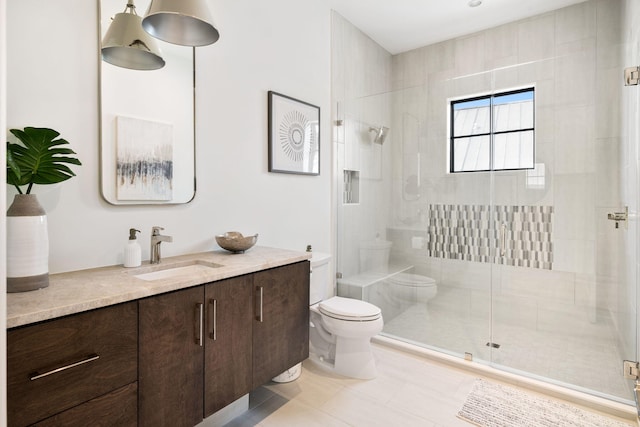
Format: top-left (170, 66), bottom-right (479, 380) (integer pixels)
top-left (387, 273), bottom-right (436, 288)
top-left (319, 296), bottom-right (382, 321)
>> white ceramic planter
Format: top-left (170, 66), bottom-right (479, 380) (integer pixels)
top-left (7, 194), bottom-right (49, 292)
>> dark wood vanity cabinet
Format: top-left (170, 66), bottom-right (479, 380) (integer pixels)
top-left (7, 301), bottom-right (138, 427)
top-left (8, 260), bottom-right (309, 427)
top-left (252, 261), bottom-right (310, 388)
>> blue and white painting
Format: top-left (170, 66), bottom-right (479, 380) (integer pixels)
top-left (116, 116), bottom-right (173, 201)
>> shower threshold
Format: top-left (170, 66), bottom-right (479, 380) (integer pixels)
top-left (373, 334), bottom-right (636, 422)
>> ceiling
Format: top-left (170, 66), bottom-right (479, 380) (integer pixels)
top-left (328, 0), bottom-right (588, 55)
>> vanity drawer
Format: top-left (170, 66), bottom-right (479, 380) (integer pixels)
top-left (7, 302), bottom-right (138, 427)
top-left (31, 382), bottom-right (137, 427)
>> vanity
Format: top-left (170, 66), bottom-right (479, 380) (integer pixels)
top-left (7, 247), bottom-right (311, 427)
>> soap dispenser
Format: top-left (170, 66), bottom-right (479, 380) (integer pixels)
top-left (124, 228), bottom-right (142, 268)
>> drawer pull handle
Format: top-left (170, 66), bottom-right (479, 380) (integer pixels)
top-left (30, 354), bottom-right (100, 381)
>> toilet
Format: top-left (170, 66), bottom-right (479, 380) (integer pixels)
top-left (360, 238), bottom-right (437, 304)
top-left (308, 252), bottom-right (384, 379)
top-left (386, 272), bottom-right (437, 304)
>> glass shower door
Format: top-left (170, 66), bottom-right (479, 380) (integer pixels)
top-left (417, 71), bottom-right (496, 362)
top-left (486, 53), bottom-right (638, 403)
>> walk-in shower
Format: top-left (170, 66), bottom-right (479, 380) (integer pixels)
top-left (333, 0), bottom-right (639, 408)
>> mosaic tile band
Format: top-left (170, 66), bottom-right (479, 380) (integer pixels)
top-left (427, 204), bottom-right (553, 270)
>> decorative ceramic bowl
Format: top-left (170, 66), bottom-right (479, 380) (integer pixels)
top-left (215, 231), bottom-right (258, 253)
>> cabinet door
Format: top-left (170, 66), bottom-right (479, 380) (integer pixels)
top-left (7, 302), bottom-right (137, 427)
top-left (139, 286), bottom-right (204, 427)
top-left (252, 261), bottom-right (310, 388)
top-left (204, 275), bottom-right (253, 416)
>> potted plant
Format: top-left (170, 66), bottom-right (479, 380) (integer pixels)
top-left (6, 127), bottom-right (81, 292)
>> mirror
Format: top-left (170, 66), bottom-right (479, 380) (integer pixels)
top-left (99, 0), bottom-right (196, 204)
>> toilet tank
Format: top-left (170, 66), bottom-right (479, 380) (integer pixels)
top-left (309, 252), bottom-right (331, 305)
top-left (359, 238), bottom-right (392, 273)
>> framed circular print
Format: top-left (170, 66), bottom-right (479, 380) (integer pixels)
top-left (268, 91), bottom-right (320, 175)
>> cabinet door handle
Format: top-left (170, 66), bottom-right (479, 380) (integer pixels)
top-left (209, 298), bottom-right (217, 341)
top-left (195, 303), bottom-right (204, 347)
top-left (30, 354), bottom-right (100, 381)
top-left (256, 286), bottom-right (264, 322)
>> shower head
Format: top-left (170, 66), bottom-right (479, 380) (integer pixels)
top-left (369, 125), bottom-right (389, 145)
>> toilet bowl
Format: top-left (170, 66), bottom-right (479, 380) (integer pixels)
top-left (360, 238), bottom-right (438, 305)
top-left (308, 253), bottom-right (384, 380)
top-left (310, 296), bottom-right (383, 379)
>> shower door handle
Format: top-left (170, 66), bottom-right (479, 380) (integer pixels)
top-left (607, 206), bottom-right (628, 229)
top-left (499, 223), bottom-right (507, 257)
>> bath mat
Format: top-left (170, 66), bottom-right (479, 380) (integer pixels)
top-left (457, 378), bottom-right (630, 427)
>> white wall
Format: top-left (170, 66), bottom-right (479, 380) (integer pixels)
top-left (6, 0), bottom-right (333, 274)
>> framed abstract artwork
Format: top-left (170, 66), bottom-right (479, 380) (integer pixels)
top-left (115, 116), bottom-right (173, 201)
top-left (268, 91), bottom-right (320, 175)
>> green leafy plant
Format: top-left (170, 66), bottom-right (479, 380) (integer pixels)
top-left (6, 127), bottom-right (82, 194)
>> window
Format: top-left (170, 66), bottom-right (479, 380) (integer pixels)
top-left (450, 88), bottom-right (535, 173)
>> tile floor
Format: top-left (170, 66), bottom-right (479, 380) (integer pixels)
top-left (224, 343), bottom-right (636, 427)
top-left (382, 289), bottom-right (633, 400)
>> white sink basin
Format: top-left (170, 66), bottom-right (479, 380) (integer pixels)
top-left (133, 261), bottom-right (222, 281)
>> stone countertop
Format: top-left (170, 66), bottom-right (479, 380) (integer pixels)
top-left (7, 246), bottom-right (311, 329)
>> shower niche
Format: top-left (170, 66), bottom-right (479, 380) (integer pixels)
top-left (343, 170), bottom-right (360, 204)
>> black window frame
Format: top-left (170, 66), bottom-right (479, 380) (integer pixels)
top-left (449, 87), bottom-right (535, 173)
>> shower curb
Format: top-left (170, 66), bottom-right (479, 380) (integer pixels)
top-left (372, 335), bottom-right (637, 423)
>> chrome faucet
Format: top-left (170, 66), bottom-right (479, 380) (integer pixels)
top-left (150, 226), bottom-right (173, 264)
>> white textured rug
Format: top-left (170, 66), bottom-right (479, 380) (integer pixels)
top-left (457, 379), bottom-right (631, 427)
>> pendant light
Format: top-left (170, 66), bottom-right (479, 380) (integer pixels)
top-left (102, 1), bottom-right (165, 70)
top-left (142, 0), bottom-right (220, 47)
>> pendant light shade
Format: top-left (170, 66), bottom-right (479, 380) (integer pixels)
top-left (142, 0), bottom-right (220, 47)
top-left (102, 1), bottom-right (165, 70)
